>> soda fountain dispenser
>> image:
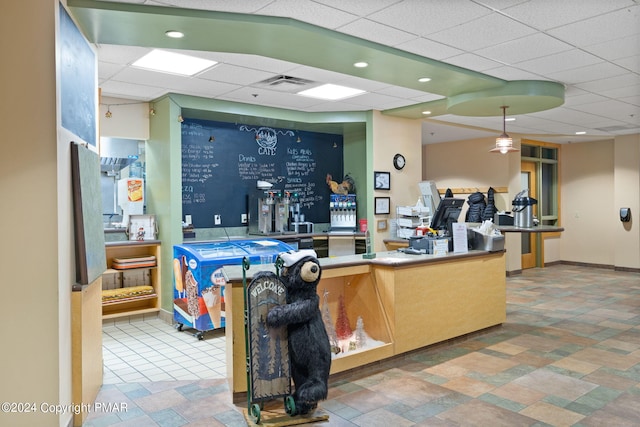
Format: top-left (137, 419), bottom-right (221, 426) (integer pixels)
top-left (329, 194), bottom-right (357, 232)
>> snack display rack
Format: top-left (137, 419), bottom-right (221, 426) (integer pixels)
top-left (102, 241), bottom-right (161, 319)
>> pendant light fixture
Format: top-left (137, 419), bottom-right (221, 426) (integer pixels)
top-left (490, 106), bottom-right (519, 154)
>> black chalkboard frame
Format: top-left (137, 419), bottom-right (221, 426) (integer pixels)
top-left (181, 118), bottom-right (344, 228)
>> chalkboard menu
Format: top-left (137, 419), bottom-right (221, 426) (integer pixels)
top-left (182, 119), bottom-right (344, 228)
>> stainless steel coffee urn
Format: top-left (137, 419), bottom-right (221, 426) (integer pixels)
top-left (512, 190), bottom-right (537, 228)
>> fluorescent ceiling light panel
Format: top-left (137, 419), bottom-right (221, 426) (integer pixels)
top-left (298, 84), bottom-right (365, 100)
top-left (132, 49), bottom-right (217, 76)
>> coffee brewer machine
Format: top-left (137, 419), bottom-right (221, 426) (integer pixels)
top-left (248, 189), bottom-right (290, 234)
top-left (329, 194), bottom-right (357, 232)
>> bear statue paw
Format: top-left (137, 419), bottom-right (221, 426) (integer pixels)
top-left (266, 305), bottom-right (284, 328)
top-left (294, 400), bottom-right (317, 416)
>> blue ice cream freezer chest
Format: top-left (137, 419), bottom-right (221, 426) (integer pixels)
top-left (172, 239), bottom-right (293, 339)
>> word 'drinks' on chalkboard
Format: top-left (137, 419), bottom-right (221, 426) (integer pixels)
top-left (181, 119), bottom-right (344, 228)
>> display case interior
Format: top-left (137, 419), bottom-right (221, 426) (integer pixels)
top-left (316, 271), bottom-right (393, 374)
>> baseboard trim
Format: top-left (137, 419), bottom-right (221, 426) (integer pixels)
top-left (507, 260), bottom-right (639, 275)
top-left (558, 260), bottom-right (615, 270)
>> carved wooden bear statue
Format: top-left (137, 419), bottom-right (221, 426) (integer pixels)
top-left (266, 249), bottom-right (331, 415)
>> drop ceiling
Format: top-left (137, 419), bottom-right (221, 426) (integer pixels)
top-left (68, 0), bottom-right (639, 144)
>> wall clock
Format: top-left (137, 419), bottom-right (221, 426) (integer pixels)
top-left (393, 153), bottom-right (406, 170)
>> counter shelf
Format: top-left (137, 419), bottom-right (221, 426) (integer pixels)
top-left (102, 241), bottom-right (162, 319)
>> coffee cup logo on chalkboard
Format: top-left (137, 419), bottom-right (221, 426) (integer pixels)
top-left (240, 125), bottom-right (295, 156)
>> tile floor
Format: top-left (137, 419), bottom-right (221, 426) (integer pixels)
top-left (84, 265), bottom-right (640, 426)
top-left (101, 319), bottom-right (227, 384)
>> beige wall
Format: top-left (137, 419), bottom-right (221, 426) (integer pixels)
top-left (561, 136), bottom-right (640, 269)
top-left (99, 96), bottom-right (150, 140)
top-left (422, 136), bottom-right (523, 271)
top-left (371, 111), bottom-right (422, 251)
top-left (0, 1), bottom-right (74, 427)
top-left (613, 134), bottom-right (640, 269)
top-left (561, 140), bottom-right (616, 266)
top-left (426, 133), bottom-right (640, 271)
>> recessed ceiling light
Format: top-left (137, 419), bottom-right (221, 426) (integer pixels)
top-left (422, 110), bottom-right (431, 115)
top-left (298, 84), bottom-right (365, 100)
top-left (132, 49), bottom-right (217, 76)
top-left (165, 30), bottom-right (184, 38)
top-left (575, 131), bottom-right (586, 135)
top-left (354, 62), bottom-right (368, 68)
top-left (418, 77), bottom-right (431, 82)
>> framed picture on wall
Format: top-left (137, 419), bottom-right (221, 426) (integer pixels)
top-left (375, 197), bottom-right (391, 215)
top-left (374, 171), bottom-right (390, 190)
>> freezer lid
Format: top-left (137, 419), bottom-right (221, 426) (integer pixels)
top-left (175, 239), bottom-right (294, 260)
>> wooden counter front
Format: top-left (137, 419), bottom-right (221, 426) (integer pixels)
top-left (223, 250), bottom-right (505, 394)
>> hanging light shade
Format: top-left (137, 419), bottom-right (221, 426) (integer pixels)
top-left (490, 106), bottom-right (519, 154)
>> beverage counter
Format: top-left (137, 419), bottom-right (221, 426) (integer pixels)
top-left (222, 249), bottom-right (506, 395)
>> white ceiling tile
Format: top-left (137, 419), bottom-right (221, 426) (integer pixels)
top-left (547, 62), bottom-right (629, 85)
top-left (410, 93), bottom-right (445, 103)
top-left (340, 91), bottom-right (403, 108)
top-left (395, 37), bottom-right (464, 60)
top-left (443, 53), bottom-right (505, 72)
top-left (285, 65), bottom-right (360, 85)
top-left (475, 33), bottom-right (573, 65)
top-left (304, 99), bottom-right (369, 112)
top-left (582, 34), bottom-right (640, 61)
top-left (95, 44), bottom-right (150, 65)
top-left (532, 107), bottom-right (613, 126)
top-left (219, 86), bottom-right (324, 109)
top-left (428, 13), bottom-right (537, 51)
top-left (422, 120), bottom-right (496, 144)
top-left (98, 62), bottom-right (126, 80)
top-left (313, 0), bottom-right (403, 16)
top-left (498, 0), bottom-right (636, 30)
top-left (147, 0), bottom-right (278, 13)
top-left (562, 92), bottom-right (608, 107)
top-left (547, 6), bottom-right (640, 47)
top-left (483, 65), bottom-right (544, 80)
top-left (172, 78), bottom-right (242, 98)
top-left (516, 49), bottom-right (602, 75)
top-left (333, 74), bottom-right (393, 92)
top-left (211, 53), bottom-right (301, 75)
top-left (258, 0), bottom-right (358, 29)
top-left (337, 18), bottom-right (417, 46)
top-left (112, 67), bottom-right (192, 87)
top-left (620, 93), bottom-right (640, 107)
top-left (375, 85), bottom-right (439, 100)
top-left (569, 99), bottom-right (640, 121)
top-left (198, 64), bottom-right (276, 85)
top-left (368, 0), bottom-right (491, 37)
top-left (574, 74), bottom-right (640, 93)
top-left (99, 80), bottom-right (167, 100)
top-left (612, 54), bottom-right (640, 72)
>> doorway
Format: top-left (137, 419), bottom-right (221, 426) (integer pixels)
top-left (520, 161), bottom-right (537, 269)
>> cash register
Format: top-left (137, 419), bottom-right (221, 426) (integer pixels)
top-left (406, 198), bottom-right (464, 254)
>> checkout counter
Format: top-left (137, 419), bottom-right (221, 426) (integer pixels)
top-left (222, 248), bottom-right (506, 396)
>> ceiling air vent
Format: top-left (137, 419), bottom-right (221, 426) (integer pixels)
top-left (253, 75), bottom-right (316, 93)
